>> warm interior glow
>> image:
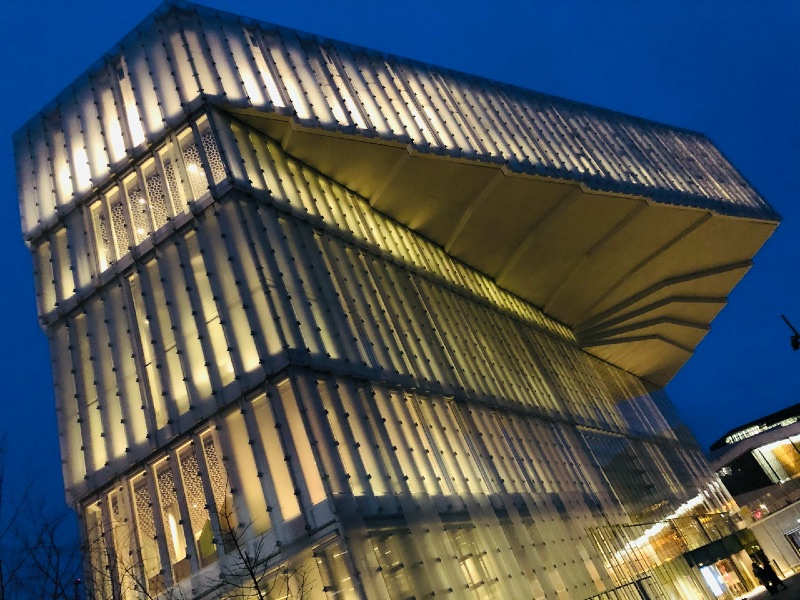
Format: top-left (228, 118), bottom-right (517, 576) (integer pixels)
top-left (700, 566), bottom-right (724, 596)
top-left (615, 490), bottom-right (708, 556)
top-left (283, 79), bottom-right (310, 119)
top-left (13, 7), bottom-right (780, 600)
top-left (108, 118), bottom-right (126, 161)
top-left (167, 511), bottom-right (182, 557)
top-left (73, 148), bottom-right (92, 190)
top-left (760, 437), bottom-right (799, 453)
top-left (125, 103), bottom-right (145, 146)
top-left (241, 72), bottom-right (264, 105)
top-left (57, 164), bottom-right (72, 198)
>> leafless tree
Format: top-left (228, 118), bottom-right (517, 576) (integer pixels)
top-left (14, 502), bottom-right (82, 600)
top-left (212, 503), bottom-right (317, 600)
top-left (1, 441), bottom-right (316, 600)
top-left (0, 439), bottom-right (81, 600)
top-left (80, 498), bottom-right (316, 600)
top-left (80, 516), bottom-right (192, 600)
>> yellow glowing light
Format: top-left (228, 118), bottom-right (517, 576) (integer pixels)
top-left (108, 119), bottom-right (126, 162)
top-left (125, 103), bottom-right (145, 146)
top-left (73, 148), bottom-right (92, 190)
top-left (57, 164), bottom-right (72, 198)
top-left (760, 439), bottom-right (795, 453)
top-left (167, 512), bottom-right (182, 556)
top-left (264, 76), bottom-right (285, 108)
top-left (241, 73), bottom-right (264, 105)
top-left (192, 365), bottom-right (210, 390)
top-left (283, 80), bottom-right (310, 119)
top-left (614, 491), bottom-right (709, 558)
top-left (136, 227), bottom-right (146, 235)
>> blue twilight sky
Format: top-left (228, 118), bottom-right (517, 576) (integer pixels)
top-left (0, 0), bottom-right (797, 504)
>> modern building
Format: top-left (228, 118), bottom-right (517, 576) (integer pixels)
top-left (14, 3), bottom-right (780, 599)
top-left (711, 405), bottom-right (800, 575)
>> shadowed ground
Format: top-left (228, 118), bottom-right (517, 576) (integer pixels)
top-left (742, 571), bottom-right (800, 600)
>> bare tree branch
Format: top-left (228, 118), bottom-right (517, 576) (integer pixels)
top-left (0, 439), bottom-right (81, 600)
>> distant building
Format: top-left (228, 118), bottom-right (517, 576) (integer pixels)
top-left (14, 3), bottom-right (779, 599)
top-left (711, 405), bottom-right (800, 575)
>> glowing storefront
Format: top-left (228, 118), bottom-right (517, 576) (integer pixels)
top-left (711, 405), bottom-right (800, 575)
top-left (14, 3), bottom-right (779, 599)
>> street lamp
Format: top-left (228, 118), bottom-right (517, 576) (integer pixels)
top-left (781, 315), bottom-right (800, 351)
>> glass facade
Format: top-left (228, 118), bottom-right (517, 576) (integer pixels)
top-left (16, 5), bottom-right (777, 600)
top-left (31, 109), bottom-right (743, 598)
top-left (753, 437), bottom-right (800, 483)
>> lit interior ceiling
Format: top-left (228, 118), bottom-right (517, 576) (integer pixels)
top-left (233, 111), bottom-right (777, 387)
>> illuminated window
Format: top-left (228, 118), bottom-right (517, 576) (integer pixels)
top-left (177, 443), bottom-right (219, 567)
top-left (158, 139), bottom-right (189, 215)
top-left (184, 231), bottom-right (236, 387)
top-left (85, 502), bottom-right (112, 598)
top-left (113, 57), bottom-right (145, 147)
top-left (131, 471), bottom-right (166, 594)
top-left (88, 122), bottom-right (223, 273)
top-left (320, 47), bottom-right (367, 129)
top-left (84, 432), bottom-right (233, 595)
top-left (196, 115), bottom-right (227, 185)
top-left (314, 539), bottom-right (357, 597)
top-left (445, 525), bottom-right (500, 599)
top-left (371, 529), bottom-right (418, 599)
top-left (124, 171), bottom-right (152, 245)
top-left (128, 270), bottom-right (168, 429)
top-left (754, 439), bottom-right (800, 483)
top-left (178, 128), bottom-right (210, 199)
top-left (243, 27), bottom-right (285, 108)
top-left (107, 185), bottom-right (131, 256)
top-left (107, 488), bottom-right (138, 599)
top-left (89, 200), bottom-right (112, 271)
top-left (201, 430), bottom-right (237, 552)
top-left (155, 458), bottom-right (191, 582)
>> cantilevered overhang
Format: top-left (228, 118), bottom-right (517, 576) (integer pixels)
top-left (14, 1), bottom-right (779, 387)
top-left (233, 112), bottom-right (777, 387)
